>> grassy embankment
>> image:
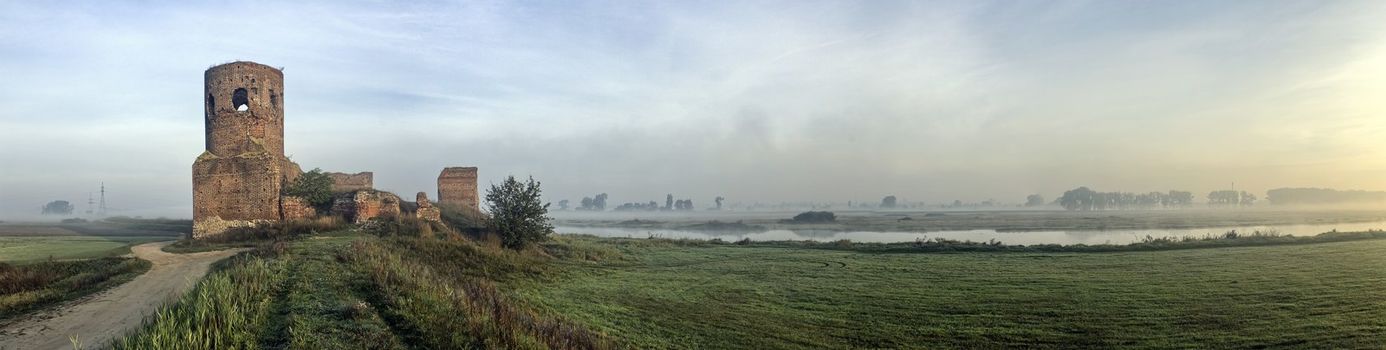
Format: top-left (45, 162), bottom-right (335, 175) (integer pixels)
top-left (0, 257), bottom-right (151, 321)
top-left (116, 228), bottom-right (1386, 349)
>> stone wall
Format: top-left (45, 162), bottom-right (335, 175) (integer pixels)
top-left (326, 172), bottom-right (373, 192)
top-left (332, 190), bottom-right (402, 224)
top-left (437, 167), bottom-right (479, 212)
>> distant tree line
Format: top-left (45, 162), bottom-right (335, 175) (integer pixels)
top-left (577, 193), bottom-right (608, 211)
top-left (1265, 188), bottom-right (1386, 205)
top-left (1057, 187), bottom-right (1195, 211)
top-left (1207, 190), bottom-right (1256, 207)
top-left (570, 193), bottom-right (716, 212)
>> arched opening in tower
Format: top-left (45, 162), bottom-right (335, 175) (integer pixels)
top-left (233, 88), bottom-right (250, 112)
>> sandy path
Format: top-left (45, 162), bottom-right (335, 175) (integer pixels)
top-left (0, 241), bottom-right (246, 350)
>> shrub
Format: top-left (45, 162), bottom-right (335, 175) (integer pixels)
top-left (485, 175), bottom-right (554, 250)
top-left (284, 168), bottom-right (335, 211)
top-left (783, 211), bottom-right (836, 223)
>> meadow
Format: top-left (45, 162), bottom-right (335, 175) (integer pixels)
top-left (113, 229), bottom-right (1386, 349)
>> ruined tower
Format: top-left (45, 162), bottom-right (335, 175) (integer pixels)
top-left (438, 167), bottom-right (479, 212)
top-left (192, 61), bottom-right (302, 238)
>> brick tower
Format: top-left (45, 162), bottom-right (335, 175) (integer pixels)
top-left (192, 61), bottom-right (302, 238)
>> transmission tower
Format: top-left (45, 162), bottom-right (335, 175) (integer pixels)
top-left (87, 192), bottom-right (94, 216)
top-left (98, 182), bottom-right (107, 216)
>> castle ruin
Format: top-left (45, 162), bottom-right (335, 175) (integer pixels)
top-left (192, 61), bottom-right (478, 238)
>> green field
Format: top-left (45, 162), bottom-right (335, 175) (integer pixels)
top-left (115, 232), bottom-right (1386, 349)
top-left (517, 237), bottom-right (1386, 348)
top-left (0, 236), bottom-right (171, 263)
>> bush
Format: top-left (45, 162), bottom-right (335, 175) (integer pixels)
top-left (783, 211), bottom-right (836, 223)
top-left (284, 168), bottom-right (335, 211)
top-left (485, 176), bottom-right (554, 250)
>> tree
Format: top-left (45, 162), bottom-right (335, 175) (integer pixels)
top-left (557, 199), bottom-right (570, 210)
top-left (665, 194), bottom-right (674, 211)
top-left (1025, 194), bottom-right (1045, 207)
top-left (285, 168), bottom-right (334, 211)
top-left (593, 193), bottom-right (608, 210)
top-left (881, 195), bottom-right (897, 209)
top-left (485, 175), bottom-right (553, 250)
top-left (1059, 187), bottom-right (1095, 211)
top-left (714, 196), bottom-right (725, 210)
top-left (42, 200), bottom-right (74, 215)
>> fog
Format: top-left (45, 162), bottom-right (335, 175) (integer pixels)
top-left (3, 1), bottom-right (1386, 220)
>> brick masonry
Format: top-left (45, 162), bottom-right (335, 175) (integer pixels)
top-left (437, 167), bottom-right (479, 212)
top-left (281, 195), bottom-right (317, 220)
top-left (332, 190), bottom-right (402, 224)
top-left (415, 192), bottom-right (441, 222)
top-left (326, 172), bottom-right (373, 192)
top-left (192, 61), bottom-right (301, 238)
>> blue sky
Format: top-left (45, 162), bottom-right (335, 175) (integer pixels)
top-left (2, 0), bottom-right (1385, 217)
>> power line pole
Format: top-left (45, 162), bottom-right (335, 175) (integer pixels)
top-left (98, 182), bottom-right (107, 217)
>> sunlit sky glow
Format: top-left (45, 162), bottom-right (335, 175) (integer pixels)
top-left (2, 0), bottom-right (1385, 218)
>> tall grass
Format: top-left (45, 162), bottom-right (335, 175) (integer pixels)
top-left (0, 257), bottom-right (150, 320)
top-left (112, 252), bottom-right (286, 349)
top-left (345, 239), bottom-right (614, 349)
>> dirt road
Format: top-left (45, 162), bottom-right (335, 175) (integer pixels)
top-left (0, 241), bottom-right (245, 350)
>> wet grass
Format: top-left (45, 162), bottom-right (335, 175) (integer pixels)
top-left (514, 235), bottom-right (1386, 349)
top-left (0, 257), bottom-right (151, 321)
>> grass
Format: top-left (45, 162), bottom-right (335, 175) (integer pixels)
top-left (513, 234), bottom-right (1386, 349)
top-left (0, 235), bottom-right (170, 263)
top-left (0, 257), bottom-right (151, 321)
top-left (115, 233), bottom-right (613, 349)
top-left (112, 227), bottom-right (1386, 349)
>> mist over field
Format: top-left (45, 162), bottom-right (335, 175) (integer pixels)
top-left (3, 0), bottom-right (1386, 219)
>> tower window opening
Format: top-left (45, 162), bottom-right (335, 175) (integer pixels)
top-left (207, 94), bottom-right (215, 112)
top-left (232, 88), bottom-right (249, 112)
top-left (270, 89), bottom-right (278, 109)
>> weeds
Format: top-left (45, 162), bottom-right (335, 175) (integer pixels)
top-left (0, 257), bottom-right (150, 320)
top-left (112, 253), bottom-right (286, 349)
top-left (344, 239), bottom-right (614, 349)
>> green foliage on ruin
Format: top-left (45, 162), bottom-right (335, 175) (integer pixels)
top-left (284, 168), bottom-right (334, 210)
top-left (485, 175), bottom-right (553, 250)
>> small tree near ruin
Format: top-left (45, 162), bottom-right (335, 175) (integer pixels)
top-left (486, 175), bottom-right (554, 249)
top-left (284, 168), bottom-right (335, 211)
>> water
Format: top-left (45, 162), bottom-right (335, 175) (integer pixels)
top-left (556, 221), bottom-right (1386, 245)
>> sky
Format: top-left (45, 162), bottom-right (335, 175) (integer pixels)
top-left (2, 0), bottom-right (1385, 218)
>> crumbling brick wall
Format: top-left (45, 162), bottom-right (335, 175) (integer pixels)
top-left (415, 192), bottom-right (441, 222)
top-left (332, 190), bottom-right (401, 224)
top-left (281, 195), bottom-right (317, 220)
top-left (438, 167), bottom-right (479, 212)
top-left (326, 172), bottom-right (373, 192)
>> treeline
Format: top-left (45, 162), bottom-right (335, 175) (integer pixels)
top-left (1057, 187), bottom-right (1195, 211)
top-left (564, 193), bottom-right (722, 212)
top-left (1266, 188), bottom-right (1386, 205)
